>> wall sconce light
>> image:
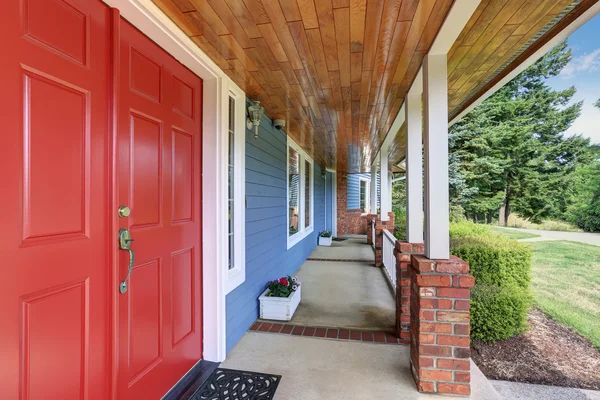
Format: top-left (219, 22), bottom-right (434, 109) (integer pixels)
top-left (246, 100), bottom-right (265, 140)
top-left (321, 170), bottom-right (326, 179)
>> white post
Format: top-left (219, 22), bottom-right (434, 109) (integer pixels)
top-left (423, 54), bottom-right (449, 259)
top-left (370, 163), bottom-right (378, 214)
top-left (405, 92), bottom-right (424, 244)
top-left (380, 146), bottom-right (390, 221)
top-left (388, 171), bottom-right (393, 215)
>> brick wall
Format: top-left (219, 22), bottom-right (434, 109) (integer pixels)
top-left (409, 254), bottom-right (474, 395)
top-left (365, 214), bottom-right (378, 245)
top-left (374, 212), bottom-right (395, 267)
top-left (394, 241), bottom-right (424, 343)
top-left (336, 174), bottom-right (368, 236)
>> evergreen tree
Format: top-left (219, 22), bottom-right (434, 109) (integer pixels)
top-left (450, 42), bottom-right (591, 225)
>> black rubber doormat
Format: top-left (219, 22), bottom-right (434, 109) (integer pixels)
top-left (190, 368), bottom-right (281, 400)
top-left (332, 237), bottom-right (347, 241)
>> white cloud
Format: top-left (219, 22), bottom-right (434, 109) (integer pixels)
top-left (565, 101), bottom-right (600, 144)
top-left (561, 48), bottom-right (600, 77)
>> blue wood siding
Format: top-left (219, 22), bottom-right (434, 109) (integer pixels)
top-left (347, 173), bottom-right (381, 211)
top-left (225, 110), bottom-right (326, 353)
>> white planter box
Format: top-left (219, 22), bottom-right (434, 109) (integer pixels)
top-left (318, 236), bottom-right (332, 246)
top-left (259, 284), bottom-right (301, 321)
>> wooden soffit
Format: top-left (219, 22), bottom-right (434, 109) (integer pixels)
top-left (448, 0), bottom-right (598, 120)
top-left (151, 0), bottom-right (455, 173)
top-left (389, 0), bottom-right (597, 168)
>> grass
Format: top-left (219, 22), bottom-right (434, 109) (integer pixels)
top-left (529, 241), bottom-right (600, 348)
top-left (492, 227), bottom-right (540, 240)
top-left (505, 214), bottom-right (580, 232)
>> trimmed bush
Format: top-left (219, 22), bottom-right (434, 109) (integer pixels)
top-left (451, 235), bottom-right (531, 289)
top-left (470, 284), bottom-right (532, 342)
top-left (449, 221), bottom-right (493, 239)
top-left (450, 226), bottom-right (533, 343)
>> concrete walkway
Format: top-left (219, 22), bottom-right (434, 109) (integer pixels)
top-left (491, 380), bottom-right (600, 400)
top-left (289, 260), bottom-right (395, 330)
top-left (308, 234), bottom-right (374, 260)
top-left (222, 332), bottom-right (501, 400)
top-left (500, 227), bottom-right (600, 246)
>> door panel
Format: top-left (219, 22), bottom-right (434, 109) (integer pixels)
top-left (0, 0), bottom-right (110, 398)
top-left (116, 19), bottom-right (203, 400)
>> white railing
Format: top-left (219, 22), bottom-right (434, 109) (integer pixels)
top-left (382, 229), bottom-right (396, 293)
top-left (371, 221), bottom-right (376, 251)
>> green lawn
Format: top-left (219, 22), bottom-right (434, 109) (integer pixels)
top-left (492, 227), bottom-right (540, 240)
top-left (529, 241), bottom-right (600, 348)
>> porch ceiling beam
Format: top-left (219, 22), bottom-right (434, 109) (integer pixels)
top-left (423, 53), bottom-right (450, 260)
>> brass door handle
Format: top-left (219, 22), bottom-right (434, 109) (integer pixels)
top-left (118, 228), bottom-right (135, 294)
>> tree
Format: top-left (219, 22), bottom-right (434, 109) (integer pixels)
top-left (450, 42), bottom-right (591, 225)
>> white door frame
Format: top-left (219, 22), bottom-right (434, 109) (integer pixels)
top-left (102, 0), bottom-right (233, 364)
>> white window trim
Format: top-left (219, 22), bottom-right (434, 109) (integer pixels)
top-left (225, 87), bottom-right (246, 294)
top-left (287, 138), bottom-right (314, 250)
top-left (359, 177), bottom-right (371, 215)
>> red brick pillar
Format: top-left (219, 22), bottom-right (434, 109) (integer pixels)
top-left (365, 214), bottom-right (377, 245)
top-left (409, 255), bottom-right (475, 396)
top-left (394, 241), bottom-right (424, 343)
top-left (374, 212), bottom-right (395, 267)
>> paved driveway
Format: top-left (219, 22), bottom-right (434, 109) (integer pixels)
top-left (501, 227), bottom-right (600, 246)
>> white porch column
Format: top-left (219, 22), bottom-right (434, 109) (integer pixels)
top-left (380, 146), bottom-right (390, 221)
top-left (388, 171), bottom-right (393, 214)
top-left (405, 92), bottom-right (424, 244)
top-left (370, 163), bottom-right (378, 214)
top-left (423, 54), bottom-right (449, 259)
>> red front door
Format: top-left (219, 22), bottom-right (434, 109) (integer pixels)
top-left (1, 1), bottom-right (204, 399)
top-left (0, 0), bottom-right (111, 398)
top-left (115, 19), bottom-right (203, 399)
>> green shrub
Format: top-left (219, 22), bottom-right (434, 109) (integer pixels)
top-left (451, 235), bottom-right (531, 289)
top-left (571, 202), bottom-right (600, 232)
top-left (394, 212), bottom-right (407, 240)
top-left (449, 221), bottom-right (493, 239)
top-left (470, 284), bottom-right (532, 342)
top-left (450, 232), bottom-right (533, 343)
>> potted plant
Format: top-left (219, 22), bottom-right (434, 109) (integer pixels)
top-left (318, 230), bottom-right (333, 246)
top-left (259, 276), bottom-right (301, 321)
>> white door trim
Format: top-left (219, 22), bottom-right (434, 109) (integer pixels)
top-left (102, 0), bottom-right (234, 363)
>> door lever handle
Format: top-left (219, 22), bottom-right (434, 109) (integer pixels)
top-left (118, 229), bottom-right (135, 294)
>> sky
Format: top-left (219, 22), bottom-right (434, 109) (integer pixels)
top-left (546, 13), bottom-right (600, 144)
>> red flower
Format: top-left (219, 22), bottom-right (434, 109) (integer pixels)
top-left (279, 277), bottom-right (289, 286)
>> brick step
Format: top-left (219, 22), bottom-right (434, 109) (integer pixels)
top-left (250, 321), bottom-right (410, 345)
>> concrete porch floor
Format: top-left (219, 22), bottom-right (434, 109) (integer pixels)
top-left (288, 259), bottom-right (396, 330)
top-left (221, 332), bottom-right (501, 400)
top-left (308, 234), bottom-right (374, 261)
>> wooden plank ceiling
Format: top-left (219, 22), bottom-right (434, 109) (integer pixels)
top-left (152, 0), bottom-right (454, 173)
top-left (387, 0), bottom-right (596, 169)
top-left (447, 0), bottom-right (595, 120)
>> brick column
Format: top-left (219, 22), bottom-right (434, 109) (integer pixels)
top-left (409, 254), bottom-right (475, 396)
top-left (374, 212), bottom-right (395, 267)
top-left (394, 241), bottom-right (424, 343)
top-left (365, 214), bottom-right (377, 245)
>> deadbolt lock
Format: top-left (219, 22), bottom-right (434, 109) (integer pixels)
top-left (118, 205), bottom-right (131, 218)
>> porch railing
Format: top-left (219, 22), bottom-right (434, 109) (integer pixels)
top-left (382, 229), bottom-right (396, 293)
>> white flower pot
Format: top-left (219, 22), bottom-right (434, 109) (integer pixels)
top-left (319, 236), bottom-right (332, 246)
top-left (259, 284), bottom-right (301, 321)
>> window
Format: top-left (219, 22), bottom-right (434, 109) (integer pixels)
top-left (287, 139), bottom-right (314, 249)
top-left (359, 177), bottom-right (370, 214)
top-left (288, 148), bottom-right (300, 236)
top-left (225, 89), bottom-right (245, 294)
